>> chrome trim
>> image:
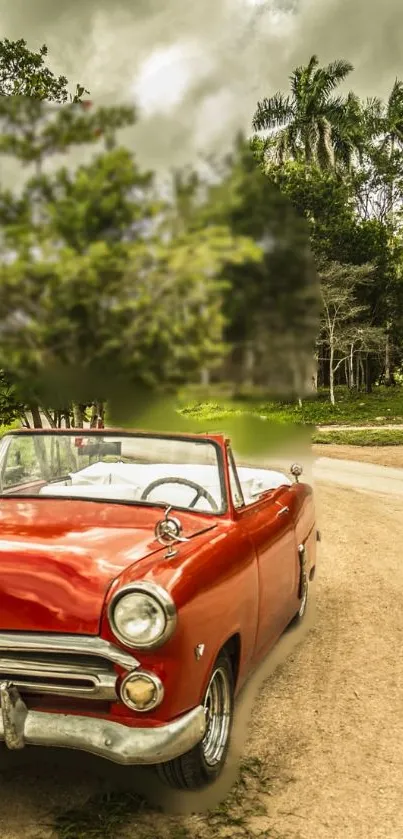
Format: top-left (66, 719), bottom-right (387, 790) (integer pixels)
top-left (108, 582), bottom-right (177, 651)
top-left (0, 654), bottom-right (117, 701)
top-left (0, 682), bottom-right (206, 765)
top-left (120, 670), bottom-right (164, 713)
top-left (0, 632), bottom-right (139, 670)
top-left (155, 506), bottom-right (189, 546)
top-left (290, 463), bottom-right (303, 483)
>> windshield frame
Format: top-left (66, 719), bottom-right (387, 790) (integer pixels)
top-left (0, 430), bottom-right (228, 517)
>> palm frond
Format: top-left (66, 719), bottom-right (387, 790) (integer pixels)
top-left (386, 78), bottom-right (403, 144)
top-left (306, 55), bottom-right (320, 76)
top-left (252, 93), bottom-right (294, 131)
top-left (312, 59), bottom-right (353, 101)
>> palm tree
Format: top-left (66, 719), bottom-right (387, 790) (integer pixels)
top-left (252, 55), bottom-right (362, 171)
top-left (362, 80), bottom-right (403, 384)
top-left (364, 80), bottom-right (403, 217)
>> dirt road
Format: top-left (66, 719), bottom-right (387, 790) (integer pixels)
top-left (0, 456), bottom-right (402, 839)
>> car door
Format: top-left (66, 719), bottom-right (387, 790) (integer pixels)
top-left (227, 448), bottom-right (299, 657)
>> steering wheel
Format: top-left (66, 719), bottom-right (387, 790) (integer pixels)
top-left (140, 476), bottom-right (218, 512)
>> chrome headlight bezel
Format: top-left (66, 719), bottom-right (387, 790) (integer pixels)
top-left (120, 670), bottom-right (165, 712)
top-left (108, 581), bottom-right (177, 650)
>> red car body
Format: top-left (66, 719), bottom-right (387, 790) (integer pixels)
top-left (0, 428), bottom-right (317, 784)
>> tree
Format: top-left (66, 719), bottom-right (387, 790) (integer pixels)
top-left (252, 55), bottom-right (362, 171)
top-left (0, 38), bottom-right (88, 102)
top-left (319, 261), bottom-right (384, 403)
top-left (0, 230), bottom-right (262, 412)
top-left (191, 136), bottom-right (321, 398)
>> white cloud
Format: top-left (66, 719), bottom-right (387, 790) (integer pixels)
top-left (132, 41), bottom-right (215, 117)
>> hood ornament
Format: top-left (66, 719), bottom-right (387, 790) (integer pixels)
top-left (155, 506), bottom-right (189, 554)
top-left (290, 463), bottom-right (303, 483)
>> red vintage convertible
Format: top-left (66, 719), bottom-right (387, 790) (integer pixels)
top-left (0, 428), bottom-right (317, 789)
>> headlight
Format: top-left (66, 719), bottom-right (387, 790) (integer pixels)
top-left (108, 582), bottom-right (177, 649)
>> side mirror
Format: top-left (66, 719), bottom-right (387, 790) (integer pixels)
top-left (290, 463), bottom-right (303, 483)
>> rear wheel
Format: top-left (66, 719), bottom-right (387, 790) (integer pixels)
top-left (156, 649), bottom-right (234, 790)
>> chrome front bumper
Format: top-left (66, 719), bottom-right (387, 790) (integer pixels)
top-left (0, 682), bottom-right (206, 765)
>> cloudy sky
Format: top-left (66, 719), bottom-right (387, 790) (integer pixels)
top-left (0, 0), bottom-right (402, 170)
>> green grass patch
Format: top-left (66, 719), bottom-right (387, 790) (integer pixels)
top-left (0, 420), bottom-right (21, 437)
top-left (312, 428), bottom-right (403, 446)
top-left (180, 385), bottom-right (403, 427)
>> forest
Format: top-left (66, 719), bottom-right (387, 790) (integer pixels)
top-left (0, 39), bottom-right (402, 427)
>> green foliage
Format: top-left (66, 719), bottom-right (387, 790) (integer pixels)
top-left (0, 38), bottom-right (88, 102)
top-left (181, 386), bottom-right (403, 426)
top-left (0, 43), bottom-right (264, 414)
top-left (252, 55), bottom-right (361, 172)
top-left (313, 427), bottom-right (403, 445)
top-left (1, 40), bottom-right (403, 419)
top-left (195, 137), bottom-right (321, 395)
top-left (0, 228), bottom-right (262, 405)
top-left (32, 147), bottom-right (155, 250)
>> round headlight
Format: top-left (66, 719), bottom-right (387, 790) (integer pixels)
top-left (109, 583), bottom-right (176, 649)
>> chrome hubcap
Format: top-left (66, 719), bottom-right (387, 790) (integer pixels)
top-left (201, 667), bottom-right (231, 767)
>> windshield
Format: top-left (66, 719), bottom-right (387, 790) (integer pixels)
top-left (0, 433), bottom-right (226, 514)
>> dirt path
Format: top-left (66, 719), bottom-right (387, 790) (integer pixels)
top-left (314, 443), bottom-right (403, 469)
top-left (1, 472), bottom-right (402, 838)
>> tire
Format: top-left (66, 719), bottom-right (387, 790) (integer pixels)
top-left (156, 649), bottom-right (234, 790)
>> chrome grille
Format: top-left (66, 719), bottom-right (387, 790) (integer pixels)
top-left (0, 651), bottom-right (118, 701)
top-left (0, 632), bottom-right (139, 702)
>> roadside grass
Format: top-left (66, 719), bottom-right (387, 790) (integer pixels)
top-left (0, 419), bottom-right (22, 437)
top-left (180, 385), bottom-right (403, 427)
top-left (312, 428), bottom-right (403, 446)
top-left (1, 386), bottom-right (402, 444)
top-left (52, 757), bottom-right (277, 839)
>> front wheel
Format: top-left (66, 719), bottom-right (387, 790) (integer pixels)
top-left (156, 650), bottom-right (234, 790)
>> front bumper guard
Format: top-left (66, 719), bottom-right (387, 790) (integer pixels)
top-left (0, 681), bottom-right (206, 765)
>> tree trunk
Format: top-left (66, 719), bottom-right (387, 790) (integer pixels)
top-left (30, 405), bottom-right (43, 428)
top-left (97, 402), bottom-right (105, 428)
top-left (244, 345), bottom-right (255, 388)
top-left (349, 344), bottom-right (355, 389)
top-left (366, 356), bottom-right (373, 394)
top-left (329, 345), bottom-right (335, 405)
top-left (359, 356), bottom-right (365, 390)
top-left (90, 403), bottom-right (98, 428)
top-left (200, 367), bottom-right (210, 387)
top-left (90, 402), bottom-right (105, 429)
top-left (385, 326), bottom-right (392, 386)
top-left (73, 404), bottom-right (86, 428)
top-left (42, 408), bottom-right (56, 428)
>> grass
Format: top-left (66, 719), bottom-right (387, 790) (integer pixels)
top-left (180, 385), bottom-right (403, 427)
top-left (312, 427), bottom-right (403, 446)
top-left (52, 758), bottom-right (276, 839)
top-left (0, 419), bottom-right (22, 437)
top-left (1, 386), bottom-right (402, 447)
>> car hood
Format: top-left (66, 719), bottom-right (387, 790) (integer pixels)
top-left (0, 497), bottom-right (217, 634)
